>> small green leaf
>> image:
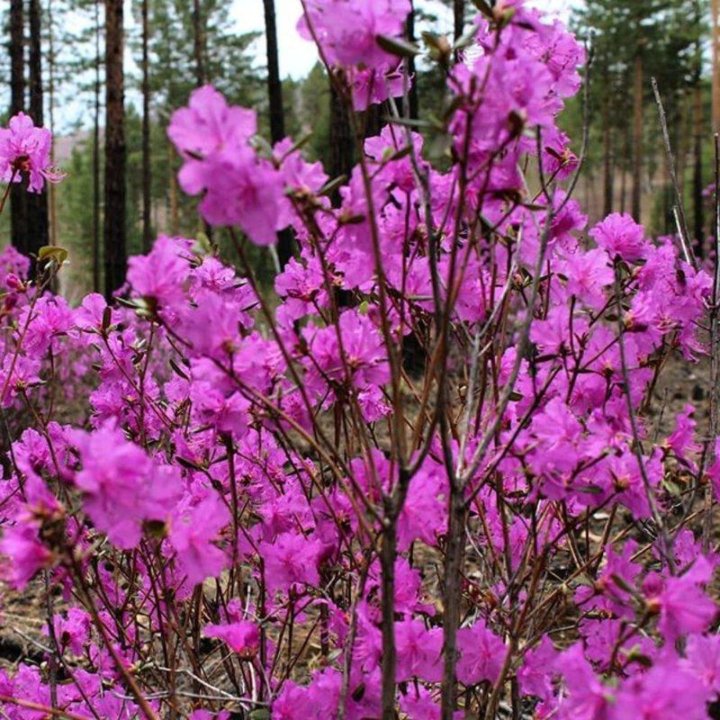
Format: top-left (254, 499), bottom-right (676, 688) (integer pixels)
top-left (577, 484), bottom-right (604, 495)
top-left (38, 246), bottom-right (69, 266)
top-left (319, 175), bottom-right (347, 197)
top-left (454, 27), bottom-right (478, 51)
top-left (471, 0), bottom-right (494, 19)
top-left (376, 34), bottom-right (421, 58)
top-left (143, 519), bottom-right (167, 539)
top-left (249, 710), bottom-right (271, 720)
top-left (169, 358), bottom-right (190, 380)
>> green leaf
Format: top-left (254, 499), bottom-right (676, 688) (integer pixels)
top-left (471, 0), bottom-right (494, 19)
top-left (249, 711), bottom-right (270, 720)
top-left (376, 34), bottom-right (421, 58)
top-left (102, 306), bottom-right (112, 331)
top-left (38, 246), bottom-right (69, 267)
top-left (169, 358), bottom-right (190, 381)
top-left (454, 27), bottom-right (478, 51)
top-left (319, 175), bottom-right (347, 197)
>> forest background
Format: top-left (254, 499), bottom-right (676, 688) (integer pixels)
top-left (0, 0), bottom-right (717, 300)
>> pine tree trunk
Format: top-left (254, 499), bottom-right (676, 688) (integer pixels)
top-left (141, 0), bottom-right (152, 252)
top-left (27, 0), bottom-right (49, 258)
top-left (9, 0), bottom-right (28, 255)
top-left (329, 84), bottom-right (353, 208)
top-left (693, 83), bottom-right (704, 254)
top-left (602, 99), bottom-right (614, 217)
top-left (104, 0), bottom-right (126, 300)
top-left (192, 0), bottom-right (205, 87)
top-left (93, 0), bottom-right (101, 293)
top-left (168, 141), bottom-right (179, 236)
top-left (406, 3), bottom-right (419, 121)
top-left (453, 0), bottom-right (464, 42)
top-left (631, 53), bottom-right (644, 222)
top-left (712, 0), bottom-right (720, 132)
top-left (263, 0), bottom-right (293, 268)
top-left (47, 0), bottom-right (58, 249)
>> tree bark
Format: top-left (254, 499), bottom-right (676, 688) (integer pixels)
top-left (104, 0), bottom-right (126, 300)
top-left (27, 0), bottom-right (49, 257)
top-left (192, 0), bottom-right (205, 87)
top-left (602, 99), bottom-right (614, 217)
top-left (693, 82), bottom-right (704, 254)
top-left (620, 127), bottom-right (630, 215)
top-left (631, 53), bottom-right (644, 222)
top-left (141, 0), bottom-right (152, 252)
top-left (263, 0), bottom-right (294, 267)
top-left (406, 3), bottom-right (419, 121)
top-left (93, 0), bottom-right (101, 293)
top-left (329, 84), bottom-right (354, 208)
top-left (453, 0), bottom-right (464, 43)
top-left (712, 0), bottom-right (720, 132)
top-left (47, 0), bottom-right (59, 249)
top-left (9, 0), bottom-right (28, 255)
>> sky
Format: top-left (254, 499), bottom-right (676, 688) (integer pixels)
top-left (239, 0), bottom-right (574, 81)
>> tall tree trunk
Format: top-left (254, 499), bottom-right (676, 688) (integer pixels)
top-left (104, 0), bottom-right (126, 300)
top-left (329, 84), bottom-right (354, 208)
top-left (406, 3), bottom-right (419, 121)
top-left (27, 0), bottom-right (49, 258)
top-left (453, 0), bottom-right (464, 64)
top-left (192, 0), bottom-right (205, 87)
top-left (141, 0), bottom-right (152, 252)
top-left (453, 0), bottom-right (464, 43)
top-left (47, 0), bottom-right (58, 249)
top-left (631, 53), bottom-right (644, 222)
top-left (168, 141), bottom-right (179, 236)
top-left (602, 99), bottom-right (614, 217)
top-left (263, 0), bottom-right (293, 267)
top-left (713, 0), bottom-right (720, 132)
top-left (93, 0), bottom-right (101, 293)
top-left (620, 129), bottom-right (629, 215)
top-left (9, 0), bottom-right (28, 255)
top-left (693, 81), bottom-right (704, 255)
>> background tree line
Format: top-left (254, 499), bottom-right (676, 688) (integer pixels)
top-left (0, 0), bottom-right (718, 300)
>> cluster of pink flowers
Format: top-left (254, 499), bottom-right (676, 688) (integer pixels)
top-left (298, 0), bottom-right (411, 109)
top-left (1, 3), bottom-right (720, 719)
top-left (0, 112), bottom-right (63, 192)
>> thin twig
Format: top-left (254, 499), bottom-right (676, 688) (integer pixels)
top-left (651, 76), bottom-right (696, 269)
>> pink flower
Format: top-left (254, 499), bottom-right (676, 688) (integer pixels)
top-left (263, 531), bottom-right (323, 594)
top-left (555, 645), bottom-right (612, 720)
top-left (646, 558), bottom-right (717, 641)
top-left (47, 608), bottom-right (91, 656)
top-left (518, 636), bottom-right (558, 704)
top-left (0, 516), bottom-right (54, 589)
top-left (127, 236), bottom-right (192, 310)
top-left (197, 156), bottom-right (287, 245)
top-left (204, 620), bottom-right (259, 658)
top-left (168, 85), bottom-right (256, 175)
top-left (304, 310), bottom-right (390, 400)
top-left (168, 86), bottom-right (288, 246)
top-left (611, 660), bottom-right (711, 720)
top-left (73, 423), bottom-right (180, 549)
top-left (685, 634), bottom-right (720, 693)
top-left (395, 619), bottom-right (443, 682)
top-left (0, 113), bottom-right (63, 192)
top-left (169, 495), bottom-right (230, 587)
top-left (456, 621), bottom-right (506, 686)
top-left (589, 213), bottom-right (647, 263)
top-left (298, 0), bottom-right (410, 69)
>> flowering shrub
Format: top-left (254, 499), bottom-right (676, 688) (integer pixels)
top-left (1, 2), bottom-right (720, 719)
